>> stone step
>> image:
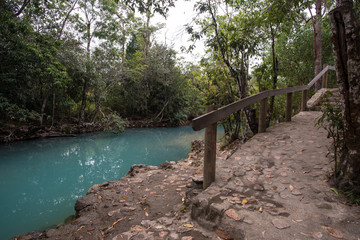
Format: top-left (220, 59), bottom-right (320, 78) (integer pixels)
top-left (308, 88), bottom-right (341, 111)
top-left (307, 88), bottom-right (340, 110)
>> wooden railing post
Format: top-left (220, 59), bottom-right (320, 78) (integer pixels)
top-left (322, 64), bottom-right (328, 88)
top-left (286, 91), bottom-right (293, 122)
top-left (301, 89), bottom-right (308, 111)
top-left (203, 105), bottom-right (217, 189)
top-left (258, 97), bottom-right (267, 133)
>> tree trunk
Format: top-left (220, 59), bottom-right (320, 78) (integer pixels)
top-left (329, 0), bottom-right (360, 191)
top-left (235, 77), bottom-right (258, 134)
top-left (143, 9), bottom-right (151, 58)
top-left (14, 0), bottom-right (31, 16)
top-left (238, 64), bottom-right (258, 135)
top-left (51, 90), bottom-right (55, 128)
top-left (207, 1), bottom-right (258, 135)
top-left (314, 0), bottom-right (322, 91)
top-left (40, 94), bottom-right (49, 126)
top-left (79, 76), bottom-right (88, 124)
top-left (269, 25), bottom-right (278, 123)
top-left (58, 0), bottom-right (79, 40)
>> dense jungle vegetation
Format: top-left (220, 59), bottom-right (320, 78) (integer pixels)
top-left (0, 0), bottom-right (341, 142)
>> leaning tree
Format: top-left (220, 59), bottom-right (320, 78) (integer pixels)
top-left (329, 0), bottom-right (360, 193)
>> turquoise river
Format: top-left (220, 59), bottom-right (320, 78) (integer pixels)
top-left (0, 126), bottom-right (223, 239)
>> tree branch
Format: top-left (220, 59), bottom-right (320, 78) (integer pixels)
top-left (15, 0), bottom-right (31, 16)
top-left (207, 1), bottom-right (237, 78)
top-left (58, 0), bottom-right (79, 40)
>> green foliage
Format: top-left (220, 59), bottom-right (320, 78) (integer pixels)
top-left (102, 112), bottom-right (128, 133)
top-left (0, 7), bottom-right (69, 123)
top-left (316, 92), bottom-right (344, 178)
top-left (64, 124), bottom-right (73, 134)
top-left (317, 94), bottom-right (360, 204)
top-left (106, 43), bottom-right (199, 124)
top-left (123, 0), bottom-right (175, 16)
top-left (0, 0), bottom-right (203, 130)
top-left (191, 55), bottom-right (247, 142)
top-left (0, 96), bottom-right (39, 123)
top-left (345, 188), bottom-right (360, 204)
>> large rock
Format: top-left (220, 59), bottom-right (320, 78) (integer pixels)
top-left (74, 194), bottom-right (100, 212)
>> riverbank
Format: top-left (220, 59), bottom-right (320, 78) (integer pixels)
top-left (12, 139), bottom-right (238, 240)
top-left (0, 124), bottom-right (94, 143)
top-left (0, 120), bottom-right (191, 143)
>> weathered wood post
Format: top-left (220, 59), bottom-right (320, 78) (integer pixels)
top-left (258, 96), bottom-right (267, 133)
top-left (322, 64), bottom-right (328, 88)
top-left (203, 105), bottom-right (217, 189)
top-left (301, 89), bottom-right (308, 111)
top-left (286, 91), bottom-right (293, 122)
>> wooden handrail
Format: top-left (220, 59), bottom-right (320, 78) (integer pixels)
top-left (193, 65), bottom-right (336, 189)
top-left (192, 65), bottom-right (335, 131)
top-left (307, 65), bottom-right (335, 88)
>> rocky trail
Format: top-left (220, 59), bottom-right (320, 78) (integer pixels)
top-left (14, 111), bottom-right (360, 240)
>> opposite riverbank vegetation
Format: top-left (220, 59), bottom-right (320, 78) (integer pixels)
top-left (0, 117), bottom-right (194, 144)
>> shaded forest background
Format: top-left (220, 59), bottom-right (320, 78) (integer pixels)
top-left (1, 0), bottom-right (354, 142)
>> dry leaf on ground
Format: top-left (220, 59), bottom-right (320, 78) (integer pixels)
top-left (131, 225), bottom-right (146, 233)
top-left (225, 209), bottom-right (241, 221)
top-left (321, 226), bottom-right (344, 239)
top-left (216, 229), bottom-right (232, 240)
top-left (183, 224), bottom-right (194, 228)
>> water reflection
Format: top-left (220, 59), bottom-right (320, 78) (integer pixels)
top-left (0, 126), bottom-right (223, 239)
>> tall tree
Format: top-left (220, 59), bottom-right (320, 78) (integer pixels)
top-left (329, 0), bottom-right (360, 192)
top-left (314, 0), bottom-right (322, 90)
top-left (124, 0), bottom-right (175, 56)
top-left (260, 0), bottom-right (295, 122)
top-left (296, 0), bottom-right (332, 90)
top-left (189, 0), bottom-right (262, 136)
top-left (76, 0), bottom-right (102, 124)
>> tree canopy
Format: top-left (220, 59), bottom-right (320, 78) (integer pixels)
top-left (0, 0), bottom-right (198, 133)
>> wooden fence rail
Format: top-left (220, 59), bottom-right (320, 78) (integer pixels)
top-left (192, 65), bottom-right (336, 189)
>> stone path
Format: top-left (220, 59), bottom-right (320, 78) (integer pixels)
top-left (189, 111), bottom-right (360, 240)
top-left (14, 111), bottom-right (360, 240)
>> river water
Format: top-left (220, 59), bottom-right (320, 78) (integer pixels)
top-left (0, 126), bottom-right (223, 239)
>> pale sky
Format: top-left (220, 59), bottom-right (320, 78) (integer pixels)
top-left (153, 0), bottom-right (205, 63)
top-left (152, 0), bottom-right (260, 71)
